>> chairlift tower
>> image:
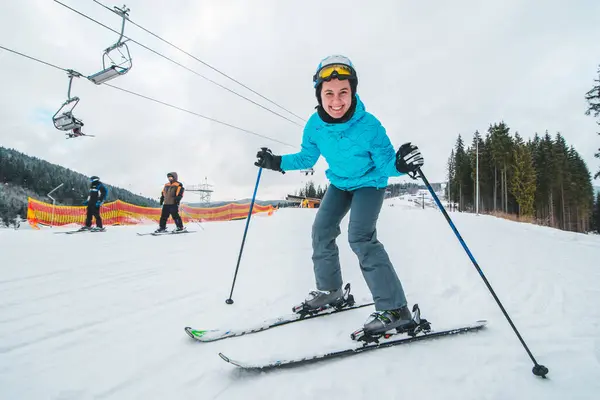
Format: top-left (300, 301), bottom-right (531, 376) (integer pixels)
top-left (186, 177), bottom-right (214, 205)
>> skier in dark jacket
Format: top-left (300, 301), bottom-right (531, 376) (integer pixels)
top-left (155, 172), bottom-right (186, 233)
top-left (254, 55), bottom-right (425, 336)
top-left (82, 175), bottom-right (108, 231)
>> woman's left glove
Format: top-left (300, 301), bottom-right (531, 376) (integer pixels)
top-left (395, 142), bottom-right (424, 179)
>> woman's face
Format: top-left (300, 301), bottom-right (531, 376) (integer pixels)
top-left (320, 79), bottom-right (352, 119)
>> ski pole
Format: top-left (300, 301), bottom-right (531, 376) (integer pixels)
top-left (418, 169), bottom-right (549, 378)
top-left (225, 167), bottom-right (262, 305)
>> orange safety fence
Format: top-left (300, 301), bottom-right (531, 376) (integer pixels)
top-left (26, 197), bottom-right (276, 228)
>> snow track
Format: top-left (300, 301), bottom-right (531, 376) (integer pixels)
top-left (1, 199), bottom-right (599, 399)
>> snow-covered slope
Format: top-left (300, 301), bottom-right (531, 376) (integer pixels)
top-left (1, 199), bottom-right (599, 399)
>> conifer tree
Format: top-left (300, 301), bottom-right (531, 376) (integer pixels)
top-left (510, 133), bottom-right (536, 216)
top-left (592, 193), bottom-right (600, 233)
top-left (446, 149), bottom-right (455, 201)
top-left (488, 122), bottom-right (513, 212)
top-left (552, 133), bottom-right (570, 229)
top-left (453, 135), bottom-right (473, 210)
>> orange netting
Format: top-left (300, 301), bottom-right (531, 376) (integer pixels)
top-left (26, 197), bottom-right (276, 228)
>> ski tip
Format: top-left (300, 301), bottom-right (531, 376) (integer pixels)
top-left (185, 327), bottom-right (207, 340)
top-left (184, 327), bottom-right (221, 341)
top-left (184, 327), bottom-right (195, 339)
top-left (218, 353), bottom-right (230, 363)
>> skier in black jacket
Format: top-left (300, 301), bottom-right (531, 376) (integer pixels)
top-left (81, 176), bottom-right (108, 231)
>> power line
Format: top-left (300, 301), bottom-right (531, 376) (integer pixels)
top-left (53, 0), bottom-right (304, 128)
top-left (103, 83), bottom-right (295, 147)
top-left (0, 45), bottom-right (67, 72)
top-left (0, 44), bottom-right (296, 148)
top-left (91, 0), bottom-right (306, 123)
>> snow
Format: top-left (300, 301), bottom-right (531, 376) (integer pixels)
top-left (1, 197), bottom-right (599, 399)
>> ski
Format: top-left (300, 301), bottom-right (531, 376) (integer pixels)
top-left (185, 302), bottom-right (373, 342)
top-left (151, 230), bottom-right (195, 236)
top-left (54, 229), bottom-right (90, 234)
top-left (185, 284), bottom-right (373, 342)
top-left (137, 230), bottom-right (195, 236)
top-left (54, 228), bottom-right (105, 234)
top-left (218, 319), bottom-right (488, 371)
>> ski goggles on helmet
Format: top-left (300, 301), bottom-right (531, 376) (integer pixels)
top-left (313, 55), bottom-right (356, 87)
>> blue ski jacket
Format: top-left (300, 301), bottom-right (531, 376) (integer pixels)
top-left (280, 95), bottom-right (403, 191)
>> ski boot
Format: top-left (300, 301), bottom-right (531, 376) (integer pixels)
top-left (292, 283), bottom-right (356, 318)
top-left (78, 226), bottom-right (92, 232)
top-left (350, 304), bottom-right (431, 344)
top-left (91, 227), bottom-right (106, 232)
top-left (154, 227), bottom-right (168, 234)
top-left (174, 226), bottom-right (187, 233)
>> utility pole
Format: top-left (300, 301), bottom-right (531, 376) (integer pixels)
top-left (48, 183), bottom-right (64, 227)
top-left (476, 137), bottom-right (480, 215)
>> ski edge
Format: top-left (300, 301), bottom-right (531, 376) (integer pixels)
top-left (218, 319), bottom-right (488, 370)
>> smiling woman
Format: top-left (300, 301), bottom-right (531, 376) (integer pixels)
top-left (253, 54), bottom-right (426, 336)
top-left (320, 79), bottom-right (354, 120)
top-left (313, 56), bottom-right (358, 122)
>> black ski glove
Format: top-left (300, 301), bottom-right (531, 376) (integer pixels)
top-left (254, 147), bottom-right (285, 174)
top-left (395, 142), bottom-right (424, 179)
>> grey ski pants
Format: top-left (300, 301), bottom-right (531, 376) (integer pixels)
top-left (311, 185), bottom-right (407, 311)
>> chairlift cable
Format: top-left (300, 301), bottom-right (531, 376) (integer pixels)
top-left (91, 0), bottom-right (307, 123)
top-left (0, 45), bottom-right (67, 72)
top-left (103, 83), bottom-right (296, 147)
top-left (53, 0), bottom-right (304, 128)
top-left (0, 44), bottom-right (297, 147)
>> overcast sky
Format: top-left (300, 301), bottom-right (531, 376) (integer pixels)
top-left (1, 0), bottom-right (599, 202)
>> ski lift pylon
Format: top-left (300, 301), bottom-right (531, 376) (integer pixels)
top-left (52, 70), bottom-right (84, 132)
top-left (87, 5), bottom-right (132, 85)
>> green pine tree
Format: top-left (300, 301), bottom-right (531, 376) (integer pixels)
top-left (305, 181), bottom-right (317, 198)
top-left (488, 122), bottom-right (513, 212)
top-left (510, 134), bottom-right (536, 217)
top-left (531, 132), bottom-right (556, 225)
top-left (566, 147), bottom-right (595, 232)
top-left (446, 149), bottom-right (455, 201)
top-left (453, 134), bottom-right (473, 210)
top-left (592, 193), bottom-right (600, 233)
top-left (552, 133), bottom-right (571, 229)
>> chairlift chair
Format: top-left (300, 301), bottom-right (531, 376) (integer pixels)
top-left (301, 168), bottom-right (315, 176)
top-left (52, 98), bottom-right (83, 131)
top-left (52, 70), bottom-right (85, 132)
top-left (88, 5), bottom-right (132, 85)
